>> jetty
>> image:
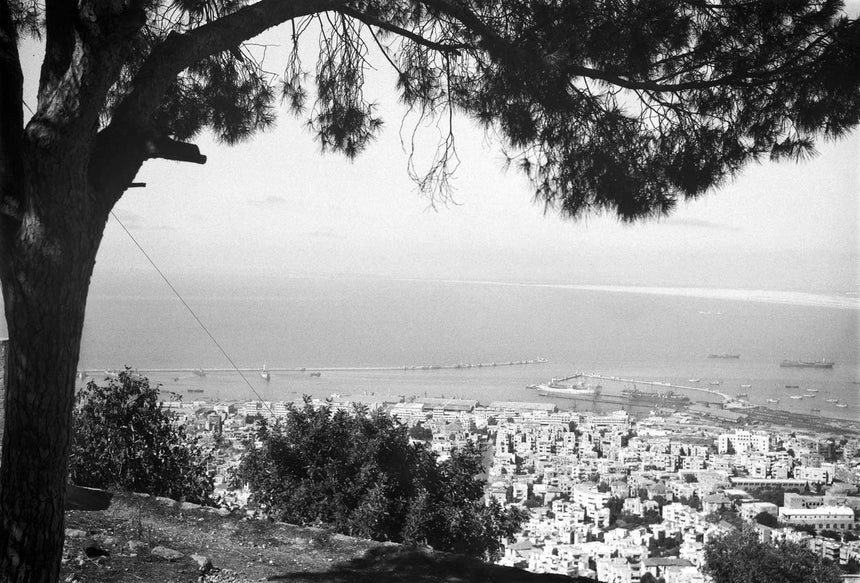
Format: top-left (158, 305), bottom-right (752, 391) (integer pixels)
top-left (82, 358), bottom-right (549, 377)
top-left (579, 372), bottom-right (731, 402)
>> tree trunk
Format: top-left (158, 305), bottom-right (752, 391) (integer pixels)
top-left (0, 153), bottom-right (106, 582)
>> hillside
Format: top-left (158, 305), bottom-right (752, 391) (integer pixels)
top-left (62, 491), bottom-right (595, 583)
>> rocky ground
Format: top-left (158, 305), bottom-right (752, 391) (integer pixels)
top-left (61, 492), bottom-right (591, 583)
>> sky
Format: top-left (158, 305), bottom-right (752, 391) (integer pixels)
top-left (16, 18), bottom-right (860, 295)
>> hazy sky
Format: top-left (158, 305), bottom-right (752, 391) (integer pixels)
top-left (17, 19), bottom-right (859, 294)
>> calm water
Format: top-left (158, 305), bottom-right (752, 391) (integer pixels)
top-left (61, 277), bottom-right (859, 419)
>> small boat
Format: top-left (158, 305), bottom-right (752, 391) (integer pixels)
top-left (790, 395), bottom-right (804, 400)
top-left (804, 388), bottom-right (819, 393)
top-left (188, 388), bottom-right (204, 394)
top-left (836, 403), bottom-right (848, 408)
top-left (309, 371), bottom-right (321, 377)
top-left (709, 381), bottom-right (722, 386)
top-left (260, 364), bottom-right (270, 381)
top-left (736, 393), bottom-right (749, 398)
top-left (785, 384), bottom-right (800, 389)
top-left (740, 384), bottom-right (752, 389)
top-left (811, 408), bottom-right (821, 414)
top-left (766, 398), bottom-right (779, 404)
top-left (825, 398), bottom-right (839, 403)
top-left (688, 378), bottom-right (701, 383)
top-left (193, 368), bottom-right (206, 377)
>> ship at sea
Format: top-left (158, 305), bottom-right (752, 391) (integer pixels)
top-left (780, 359), bottom-right (834, 369)
top-left (621, 388), bottom-right (690, 406)
top-left (708, 354), bottom-right (740, 359)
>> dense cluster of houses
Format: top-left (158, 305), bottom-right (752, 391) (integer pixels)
top-left (165, 395), bottom-right (860, 582)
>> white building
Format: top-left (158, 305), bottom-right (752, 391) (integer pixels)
top-left (778, 506), bottom-right (855, 530)
top-left (717, 430), bottom-right (769, 454)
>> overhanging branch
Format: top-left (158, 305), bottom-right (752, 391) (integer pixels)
top-left (144, 136), bottom-right (207, 164)
top-left (338, 6), bottom-right (471, 54)
top-left (108, 0), bottom-right (346, 133)
top-left (92, 0), bottom-right (345, 206)
top-left (418, 0), bottom-right (828, 94)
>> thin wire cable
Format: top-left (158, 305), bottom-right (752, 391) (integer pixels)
top-left (110, 211), bottom-right (276, 417)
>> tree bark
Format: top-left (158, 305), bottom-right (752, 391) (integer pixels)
top-left (0, 149), bottom-right (106, 582)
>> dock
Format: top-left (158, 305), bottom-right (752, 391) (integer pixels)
top-left (579, 373), bottom-right (731, 402)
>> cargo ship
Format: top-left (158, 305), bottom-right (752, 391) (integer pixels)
top-left (780, 359), bottom-right (834, 369)
top-left (621, 389), bottom-right (690, 405)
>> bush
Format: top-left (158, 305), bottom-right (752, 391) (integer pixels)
top-left (703, 526), bottom-right (841, 583)
top-left (408, 424), bottom-right (433, 441)
top-left (69, 369), bottom-right (214, 503)
top-left (753, 511), bottom-right (779, 528)
top-left (234, 398), bottom-right (525, 560)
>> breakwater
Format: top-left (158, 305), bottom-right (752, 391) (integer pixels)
top-left (82, 358), bottom-right (549, 377)
top-left (578, 372), bottom-right (731, 402)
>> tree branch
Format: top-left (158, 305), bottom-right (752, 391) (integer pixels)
top-left (0, 0), bottom-right (23, 217)
top-left (144, 136), bottom-right (207, 164)
top-left (107, 0), bottom-right (346, 134)
top-left (338, 6), bottom-right (471, 54)
top-left (91, 0), bottom-right (345, 202)
top-left (37, 0), bottom-right (77, 109)
top-left (419, 0), bottom-right (831, 94)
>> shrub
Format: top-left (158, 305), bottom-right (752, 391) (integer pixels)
top-left (234, 398), bottom-right (525, 560)
top-left (753, 511), bottom-right (779, 528)
top-left (69, 369), bottom-right (213, 503)
top-left (703, 526), bottom-right (841, 583)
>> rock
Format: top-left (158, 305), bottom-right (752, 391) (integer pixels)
top-left (180, 501), bottom-right (201, 511)
top-left (66, 484), bottom-right (113, 511)
top-left (64, 528), bottom-right (87, 539)
top-left (93, 534), bottom-right (117, 546)
top-left (190, 553), bottom-right (213, 573)
top-left (127, 540), bottom-right (148, 555)
top-left (151, 546), bottom-right (184, 561)
top-left (215, 507), bottom-right (231, 517)
top-left (154, 496), bottom-right (176, 508)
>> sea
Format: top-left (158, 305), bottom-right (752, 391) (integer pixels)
top-left (54, 275), bottom-right (859, 421)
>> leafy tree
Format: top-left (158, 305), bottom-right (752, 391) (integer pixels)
top-left (703, 526), bottom-right (842, 583)
top-left (408, 423), bottom-right (434, 441)
top-left (615, 507), bottom-right (663, 529)
top-left (607, 496), bottom-right (625, 525)
top-left (234, 399), bottom-right (524, 560)
top-left (753, 511), bottom-right (779, 528)
top-left (69, 370), bottom-right (214, 504)
top-left (1, 1), bottom-right (859, 579)
top-left (818, 529), bottom-right (841, 541)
